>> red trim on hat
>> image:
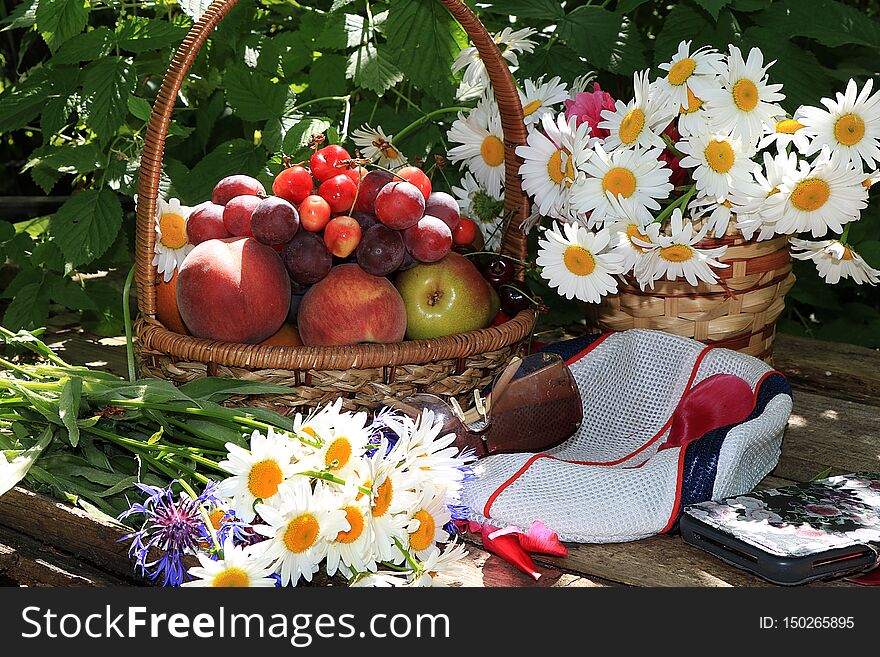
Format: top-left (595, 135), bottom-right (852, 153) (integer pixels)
top-left (564, 332), bottom-right (613, 366)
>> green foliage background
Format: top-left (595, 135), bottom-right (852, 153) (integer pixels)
top-left (0, 0), bottom-right (878, 346)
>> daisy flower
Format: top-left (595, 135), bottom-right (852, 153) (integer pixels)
top-left (799, 78), bottom-right (880, 171)
top-left (216, 428), bottom-right (303, 523)
top-left (350, 572), bottom-right (409, 587)
top-left (677, 86), bottom-right (712, 138)
top-left (655, 41), bottom-right (725, 113)
top-left (599, 70), bottom-right (675, 152)
top-left (536, 222), bottom-right (625, 303)
top-left (183, 539), bottom-right (276, 588)
top-left (790, 239), bottom-right (880, 285)
top-left (324, 486), bottom-right (376, 579)
top-left (152, 197), bottom-right (192, 283)
top-left (633, 208), bottom-right (729, 289)
top-left (571, 144), bottom-right (673, 227)
top-left (605, 194), bottom-right (661, 274)
top-left (519, 76), bottom-right (569, 126)
top-left (451, 172), bottom-right (505, 251)
top-left (765, 147), bottom-right (869, 237)
top-left (452, 27), bottom-right (537, 95)
top-left (409, 540), bottom-right (468, 588)
top-left (293, 398), bottom-right (343, 445)
top-left (298, 408), bottom-right (371, 480)
top-left (447, 95), bottom-right (505, 197)
top-left (254, 481), bottom-right (349, 586)
top-left (405, 487), bottom-right (451, 560)
top-left (758, 113), bottom-right (812, 154)
top-left (688, 194), bottom-right (734, 239)
top-left (351, 124), bottom-right (406, 168)
top-left (734, 150), bottom-right (799, 241)
top-left (515, 112), bottom-right (594, 221)
top-left (677, 130), bottom-right (757, 199)
top-left (702, 45), bottom-right (786, 147)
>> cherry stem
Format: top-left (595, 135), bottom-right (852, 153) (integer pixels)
top-left (499, 282), bottom-right (542, 309)
top-left (462, 250), bottom-right (531, 267)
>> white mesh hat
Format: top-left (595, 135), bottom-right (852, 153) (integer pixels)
top-left (461, 329), bottom-right (793, 543)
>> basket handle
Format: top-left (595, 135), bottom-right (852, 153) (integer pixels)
top-left (135, 0), bottom-right (529, 318)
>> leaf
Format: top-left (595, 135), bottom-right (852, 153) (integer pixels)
top-left (693, 0), bottom-right (731, 19)
top-left (3, 281), bottom-right (50, 331)
top-left (2, 0), bottom-right (38, 31)
top-left (385, 0), bottom-right (469, 103)
top-left (25, 142), bottom-right (104, 175)
top-left (79, 282), bottom-right (126, 337)
top-left (58, 376), bottom-right (82, 447)
top-left (34, 0), bottom-right (87, 50)
top-left (0, 428), bottom-right (53, 497)
top-left (282, 118), bottom-right (332, 157)
top-left (147, 426), bottom-right (164, 445)
top-left (753, 0), bottom-right (880, 48)
top-left (558, 7), bottom-right (648, 75)
top-left (172, 139), bottom-right (266, 205)
top-left (115, 17), bottom-right (189, 53)
top-left (857, 240), bottom-right (880, 268)
top-left (51, 27), bottom-right (113, 64)
top-left (82, 56), bottom-right (137, 142)
top-left (49, 277), bottom-right (98, 311)
top-left (40, 96), bottom-right (73, 141)
top-left (482, 0), bottom-right (564, 19)
top-left (347, 43), bottom-right (403, 96)
top-left (179, 378), bottom-right (297, 403)
top-left (177, 0), bottom-right (213, 21)
top-left (224, 66), bottom-right (291, 122)
top-left (49, 190), bottom-right (123, 267)
top-left (617, 0), bottom-right (652, 12)
top-left (0, 69), bottom-right (50, 134)
top-left (653, 5), bottom-right (714, 65)
top-left (732, 0), bottom-right (772, 10)
top-left (308, 54), bottom-right (349, 99)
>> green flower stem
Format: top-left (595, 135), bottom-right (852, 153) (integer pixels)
top-left (300, 469), bottom-right (371, 496)
top-left (83, 426), bottom-right (225, 473)
top-left (393, 107), bottom-right (472, 144)
top-left (105, 399), bottom-right (281, 432)
top-left (176, 477), bottom-right (222, 554)
top-left (394, 537), bottom-right (422, 572)
top-left (840, 225), bottom-right (851, 244)
top-left (122, 264), bottom-right (137, 383)
top-left (290, 96), bottom-right (350, 113)
top-left (654, 184), bottom-right (697, 225)
top-left (662, 134), bottom-right (685, 158)
top-left (0, 356), bottom-right (43, 380)
top-left (163, 416), bottom-right (231, 449)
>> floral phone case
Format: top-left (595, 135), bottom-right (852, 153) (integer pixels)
top-left (680, 473), bottom-right (880, 585)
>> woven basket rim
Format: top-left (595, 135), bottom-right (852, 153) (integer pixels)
top-left (133, 0), bottom-right (535, 371)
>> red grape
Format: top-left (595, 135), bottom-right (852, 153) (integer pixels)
top-left (425, 192), bottom-right (461, 231)
top-left (186, 203), bottom-right (230, 245)
top-left (356, 225), bottom-right (405, 276)
top-left (222, 195), bottom-right (261, 237)
top-left (318, 174), bottom-right (358, 214)
top-left (282, 231), bottom-right (333, 285)
top-left (310, 145), bottom-right (351, 183)
top-left (273, 166), bottom-right (314, 205)
top-left (298, 195), bottom-right (332, 232)
top-left (403, 216), bottom-right (452, 263)
top-left (324, 216), bottom-right (362, 258)
top-left (375, 181), bottom-right (425, 230)
top-left (396, 166), bottom-right (431, 200)
top-left (211, 175), bottom-right (265, 205)
top-left (251, 196), bottom-right (299, 245)
top-left (453, 216), bottom-right (479, 246)
top-left (354, 170), bottom-right (393, 213)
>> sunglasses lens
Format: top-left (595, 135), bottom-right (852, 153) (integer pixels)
top-left (389, 393), bottom-right (485, 455)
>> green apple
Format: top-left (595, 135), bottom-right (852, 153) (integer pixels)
top-left (396, 252), bottom-right (498, 340)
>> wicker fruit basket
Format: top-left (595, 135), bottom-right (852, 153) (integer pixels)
top-left (591, 228), bottom-right (795, 361)
top-left (134, 0), bottom-right (536, 413)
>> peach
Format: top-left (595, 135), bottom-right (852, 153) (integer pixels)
top-left (298, 264), bottom-right (406, 346)
top-left (176, 237), bottom-right (291, 344)
top-left (155, 270), bottom-right (188, 335)
top-left (260, 323), bottom-right (303, 346)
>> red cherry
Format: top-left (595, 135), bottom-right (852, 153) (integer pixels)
top-left (318, 174), bottom-right (358, 214)
top-left (273, 165), bottom-right (314, 205)
top-left (396, 166), bottom-right (431, 201)
top-left (298, 195), bottom-right (332, 232)
top-left (453, 216), bottom-right (478, 246)
top-left (310, 145), bottom-right (352, 183)
top-left (341, 165), bottom-right (368, 187)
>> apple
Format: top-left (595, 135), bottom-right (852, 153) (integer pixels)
top-left (395, 251), bottom-right (498, 340)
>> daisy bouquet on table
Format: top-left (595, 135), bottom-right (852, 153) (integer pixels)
top-left (119, 400), bottom-right (472, 588)
top-left (447, 38), bottom-right (880, 303)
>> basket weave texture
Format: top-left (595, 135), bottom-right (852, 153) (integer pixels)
top-left (134, 0), bottom-right (536, 414)
top-left (591, 230), bottom-right (795, 362)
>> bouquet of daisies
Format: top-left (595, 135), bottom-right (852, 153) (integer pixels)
top-left (120, 400), bottom-right (472, 588)
top-left (445, 35), bottom-right (879, 303)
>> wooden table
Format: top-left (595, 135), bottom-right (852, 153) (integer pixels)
top-left (1, 323), bottom-right (878, 587)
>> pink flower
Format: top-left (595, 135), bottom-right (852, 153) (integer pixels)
top-left (565, 83), bottom-right (616, 139)
top-left (804, 504), bottom-right (840, 517)
top-left (658, 120), bottom-right (688, 189)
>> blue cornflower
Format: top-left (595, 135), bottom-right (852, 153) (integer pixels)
top-left (118, 481), bottom-right (219, 587)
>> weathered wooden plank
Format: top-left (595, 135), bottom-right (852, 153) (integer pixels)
top-left (773, 334), bottom-right (880, 405)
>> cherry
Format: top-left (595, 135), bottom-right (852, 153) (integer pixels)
top-left (310, 145), bottom-right (351, 183)
top-left (298, 195), bottom-right (332, 232)
top-left (452, 216), bottom-right (479, 246)
top-left (318, 174), bottom-right (358, 214)
top-left (479, 256), bottom-right (514, 288)
top-left (499, 281), bottom-right (534, 317)
top-left (396, 166), bottom-right (432, 201)
top-left (273, 165), bottom-right (314, 205)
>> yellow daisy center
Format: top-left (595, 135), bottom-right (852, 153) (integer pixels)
top-left (680, 87), bottom-right (703, 115)
top-left (626, 224), bottom-right (651, 253)
top-left (619, 108), bottom-right (646, 145)
top-left (863, 178), bottom-right (873, 189)
top-left (833, 113), bottom-right (865, 146)
top-left (660, 245), bottom-right (695, 262)
top-left (563, 246), bottom-right (596, 276)
top-left (481, 135), bottom-right (505, 167)
top-left (602, 167), bottom-right (637, 198)
top-left (790, 178), bottom-right (831, 212)
top-left (247, 460), bottom-right (283, 500)
top-left (522, 99), bottom-right (543, 117)
top-left (841, 246), bottom-right (854, 261)
top-left (324, 438), bottom-right (352, 471)
top-left (371, 477), bottom-right (393, 518)
top-left (212, 567), bottom-right (250, 588)
top-left (335, 506), bottom-right (365, 544)
top-left (704, 140), bottom-right (735, 174)
top-left (776, 119), bottom-right (804, 134)
top-left (372, 138), bottom-right (400, 161)
top-left (667, 58), bottom-right (697, 86)
top-left (159, 213), bottom-right (188, 250)
top-left (547, 148), bottom-right (575, 186)
top-left (209, 509), bottom-right (226, 531)
top-left (300, 426), bottom-right (318, 441)
top-left (283, 514), bottom-right (320, 553)
top-left (409, 509), bottom-right (436, 552)
top-left (732, 79), bottom-right (759, 112)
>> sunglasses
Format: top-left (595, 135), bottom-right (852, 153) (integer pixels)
top-left (390, 352), bottom-right (583, 458)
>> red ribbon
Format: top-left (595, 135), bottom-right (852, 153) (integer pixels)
top-left (457, 519), bottom-right (568, 580)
